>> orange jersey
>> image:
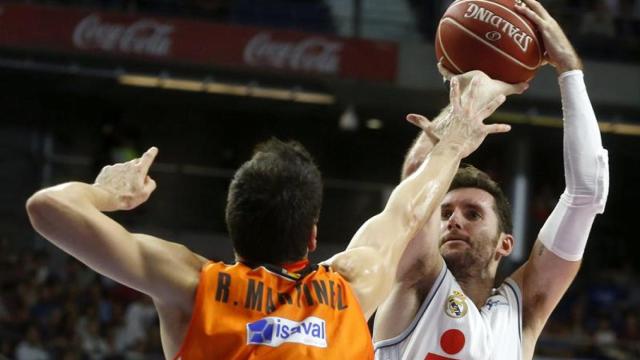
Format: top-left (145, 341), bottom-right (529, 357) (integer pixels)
top-left (175, 261), bottom-right (374, 360)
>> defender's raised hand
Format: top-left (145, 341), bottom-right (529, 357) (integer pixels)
top-left (412, 69), bottom-right (526, 143)
top-left (93, 147), bottom-right (159, 211)
top-left (441, 74), bottom-right (511, 158)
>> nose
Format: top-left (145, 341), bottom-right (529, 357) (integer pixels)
top-left (446, 210), bottom-right (463, 231)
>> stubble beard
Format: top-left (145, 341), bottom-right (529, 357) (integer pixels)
top-left (442, 235), bottom-right (499, 282)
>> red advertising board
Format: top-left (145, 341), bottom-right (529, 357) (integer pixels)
top-left (0, 3), bottom-right (397, 81)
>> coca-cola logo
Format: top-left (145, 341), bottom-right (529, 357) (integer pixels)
top-left (243, 32), bottom-right (342, 74)
top-left (73, 14), bottom-right (173, 57)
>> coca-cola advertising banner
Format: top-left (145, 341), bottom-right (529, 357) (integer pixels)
top-left (0, 4), bottom-right (397, 81)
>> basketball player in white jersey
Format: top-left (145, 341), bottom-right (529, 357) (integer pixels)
top-left (373, 1), bottom-right (609, 359)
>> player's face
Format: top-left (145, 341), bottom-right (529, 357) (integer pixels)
top-left (438, 188), bottom-right (501, 272)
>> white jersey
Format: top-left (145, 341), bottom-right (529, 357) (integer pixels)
top-left (374, 266), bottom-right (522, 360)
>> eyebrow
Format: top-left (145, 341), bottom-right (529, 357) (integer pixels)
top-left (441, 202), bottom-right (485, 212)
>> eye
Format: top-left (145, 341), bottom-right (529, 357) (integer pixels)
top-left (441, 208), bottom-right (452, 220)
top-left (466, 210), bottom-right (481, 220)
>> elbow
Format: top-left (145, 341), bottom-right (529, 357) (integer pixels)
top-left (26, 192), bottom-right (46, 217)
top-left (25, 190), bottom-right (79, 246)
top-left (26, 191), bottom-right (55, 226)
top-left (563, 149), bottom-right (609, 212)
top-left (26, 190), bottom-right (72, 230)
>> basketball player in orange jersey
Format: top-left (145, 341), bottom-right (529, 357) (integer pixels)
top-left (25, 70), bottom-right (517, 358)
top-left (373, 1), bottom-right (609, 359)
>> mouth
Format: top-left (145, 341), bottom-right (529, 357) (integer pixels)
top-left (443, 239), bottom-right (469, 246)
top-left (441, 235), bottom-right (470, 246)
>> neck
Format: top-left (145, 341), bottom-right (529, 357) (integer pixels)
top-left (450, 266), bottom-right (495, 308)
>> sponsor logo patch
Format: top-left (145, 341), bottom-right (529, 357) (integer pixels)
top-left (246, 316), bottom-right (327, 348)
top-left (485, 298), bottom-right (508, 311)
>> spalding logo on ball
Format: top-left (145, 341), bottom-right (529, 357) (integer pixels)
top-left (435, 0), bottom-right (545, 83)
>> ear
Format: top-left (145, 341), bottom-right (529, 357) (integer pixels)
top-left (307, 225), bottom-right (318, 253)
top-left (496, 233), bottom-right (514, 258)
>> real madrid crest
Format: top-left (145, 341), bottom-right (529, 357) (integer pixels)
top-left (445, 290), bottom-right (468, 318)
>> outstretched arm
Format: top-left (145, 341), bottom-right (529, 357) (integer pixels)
top-left (511, 0), bottom-right (609, 356)
top-left (329, 75), bottom-right (512, 319)
top-left (395, 72), bottom-right (527, 285)
top-left (26, 148), bottom-right (206, 310)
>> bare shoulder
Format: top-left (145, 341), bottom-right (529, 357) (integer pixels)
top-left (327, 246), bottom-right (391, 319)
top-left (133, 233), bottom-right (208, 310)
top-left (329, 246), bottom-right (382, 278)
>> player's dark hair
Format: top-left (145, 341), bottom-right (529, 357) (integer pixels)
top-left (449, 164), bottom-right (513, 234)
top-left (226, 138), bottom-right (323, 264)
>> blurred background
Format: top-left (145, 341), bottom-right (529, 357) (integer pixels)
top-left (0, 0), bottom-right (638, 359)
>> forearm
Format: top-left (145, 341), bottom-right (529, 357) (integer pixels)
top-left (402, 133), bottom-right (434, 180)
top-left (538, 71), bottom-right (609, 261)
top-left (32, 181), bottom-right (120, 210)
top-left (376, 140), bottom-right (463, 267)
top-left (401, 106), bottom-right (452, 179)
top-left (26, 182), bottom-right (129, 250)
top-left (340, 139), bottom-right (462, 316)
top-left (559, 70), bottom-right (608, 204)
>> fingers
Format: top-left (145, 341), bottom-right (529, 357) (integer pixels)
top-left (460, 74), bottom-right (485, 115)
top-left (485, 123), bottom-right (512, 134)
top-left (407, 113), bottom-right (441, 142)
top-left (465, 74), bottom-right (481, 102)
top-left (449, 77), bottom-right (462, 112)
top-left (406, 113), bottom-right (432, 129)
top-left (437, 61), bottom-right (454, 82)
top-left (518, 0), bottom-right (550, 20)
top-left (137, 147), bottom-right (159, 174)
top-left (504, 81), bottom-right (530, 95)
top-left (515, 2), bottom-right (544, 27)
top-left (478, 94), bottom-right (507, 120)
top-left (144, 176), bottom-right (157, 194)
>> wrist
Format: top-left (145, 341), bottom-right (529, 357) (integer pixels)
top-left (40, 182), bottom-right (120, 212)
top-left (431, 105), bottom-right (454, 140)
top-left (417, 133), bottom-right (438, 154)
top-left (433, 138), bottom-right (465, 157)
top-left (555, 57), bottom-right (583, 75)
top-left (88, 184), bottom-right (123, 212)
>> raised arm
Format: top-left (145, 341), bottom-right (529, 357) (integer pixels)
top-left (329, 75), bottom-right (512, 318)
top-left (26, 148), bottom-right (205, 310)
top-left (511, 0), bottom-right (609, 355)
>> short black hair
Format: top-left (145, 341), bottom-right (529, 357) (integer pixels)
top-left (225, 138), bottom-right (323, 264)
top-left (449, 164), bottom-right (513, 234)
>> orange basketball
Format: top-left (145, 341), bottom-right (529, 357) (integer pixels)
top-left (435, 0), bottom-right (544, 84)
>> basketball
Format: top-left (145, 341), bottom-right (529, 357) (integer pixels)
top-left (435, 0), bottom-right (544, 83)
